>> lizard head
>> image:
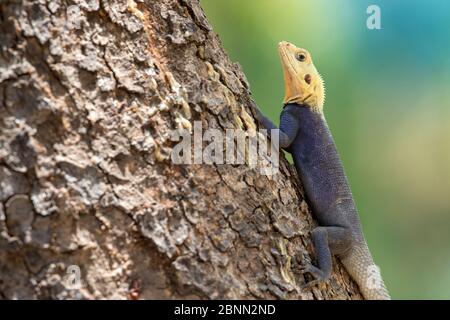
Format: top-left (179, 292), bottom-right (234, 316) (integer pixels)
top-left (278, 41), bottom-right (325, 111)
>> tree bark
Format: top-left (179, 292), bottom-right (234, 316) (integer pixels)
top-left (0, 0), bottom-right (362, 299)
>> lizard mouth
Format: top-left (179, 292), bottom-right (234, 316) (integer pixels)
top-left (278, 45), bottom-right (296, 75)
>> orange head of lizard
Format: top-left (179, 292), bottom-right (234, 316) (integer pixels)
top-left (278, 41), bottom-right (325, 111)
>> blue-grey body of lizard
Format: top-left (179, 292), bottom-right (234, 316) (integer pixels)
top-left (255, 41), bottom-right (390, 300)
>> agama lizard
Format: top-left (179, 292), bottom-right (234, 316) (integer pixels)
top-left (255, 41), bottom-right (390, 300)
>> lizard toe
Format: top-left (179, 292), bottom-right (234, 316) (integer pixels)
top-left (300, 263), bottom-right (330, 287)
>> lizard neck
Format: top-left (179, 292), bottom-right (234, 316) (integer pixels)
top-left (283, 102), bottom-right (325, 118)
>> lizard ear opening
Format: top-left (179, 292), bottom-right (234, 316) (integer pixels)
top-left (304, 74), bottom-right (312, 85)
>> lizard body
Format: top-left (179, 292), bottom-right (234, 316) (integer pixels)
top-left (256, 41), bottom-right (390, 300)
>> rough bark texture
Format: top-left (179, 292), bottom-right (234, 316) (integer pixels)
top-left (0, 0), bottom-right (362, 299)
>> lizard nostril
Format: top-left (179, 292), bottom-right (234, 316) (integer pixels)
top-left (304, 74), bottom-right (312, 85)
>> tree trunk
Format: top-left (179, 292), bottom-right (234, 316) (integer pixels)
top-left (0, 0), bottom-right (362, 299)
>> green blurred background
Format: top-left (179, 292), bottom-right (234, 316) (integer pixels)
top-left (202, 0), bottom-right (450, 299)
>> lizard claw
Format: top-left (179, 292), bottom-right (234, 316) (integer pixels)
top-left (299, 263), bottom-right (313, 273)
top-left (300, 279), bottom-right (322, 290)
top-left (299, 263), bottom-right (320, 274)
top-left (298, 263), bottom-right (329, 289)
top-left (253, 108), bottom-right (267, 128)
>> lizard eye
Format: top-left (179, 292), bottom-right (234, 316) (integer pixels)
top-left (296, 53), bottom-right (306, 62)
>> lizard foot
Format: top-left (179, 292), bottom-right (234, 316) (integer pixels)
top-left (299, 263), bottom-right (329, 289)
top-left (253, 108), bottom-right (267, 128)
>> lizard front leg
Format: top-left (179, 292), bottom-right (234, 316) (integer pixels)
top-left (254, 107), bottom-right (299, 148)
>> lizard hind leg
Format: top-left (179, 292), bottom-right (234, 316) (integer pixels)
top-left (300, 226), bottom-right (352, 288)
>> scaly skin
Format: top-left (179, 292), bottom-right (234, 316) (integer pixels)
top-left (256, 41), bottom-right (390, 300)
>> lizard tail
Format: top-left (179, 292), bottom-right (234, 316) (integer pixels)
top-left (340, 243), bottom-right (391, 300)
